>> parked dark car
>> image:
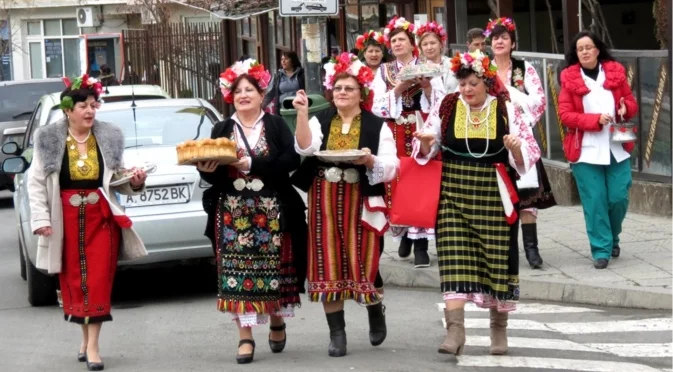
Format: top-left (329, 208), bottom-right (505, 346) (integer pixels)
top-left (0, 78), bottom-right (64, 191)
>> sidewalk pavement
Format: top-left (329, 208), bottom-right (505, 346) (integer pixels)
top-left (379, 206), bottom-right (673, 310)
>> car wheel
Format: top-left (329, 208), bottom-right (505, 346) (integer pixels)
top-left (26, 257), bottom-right (57, 306)
top-left (19, 235), bottom-right (26, 281)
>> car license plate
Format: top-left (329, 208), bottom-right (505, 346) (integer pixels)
top-left (120, 185), bottom-right (189, 207)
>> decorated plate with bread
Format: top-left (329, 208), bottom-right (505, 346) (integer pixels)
top-left (110, 163), bottom-right (157, 187)
top-left (176, 138), bottom-right (238, 165)
top-left (397, 64), bottom-right (444, 81)
top-left (315, 149), bottom-right (366, 163)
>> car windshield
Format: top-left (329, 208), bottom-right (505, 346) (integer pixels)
top-left (93, 106), bottom-right (214, 147)
top-left (0, 81), bottom-right (64, 121)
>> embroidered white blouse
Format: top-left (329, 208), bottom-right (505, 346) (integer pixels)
top-left (231, 111), bottom-right (266, 173)
top-left (294, 115), bottom-right (399, 185)
top-left (576, 65), bottom-right (630, 165)
top-left (499, 60), bottom-right (546, 128)
top-left (412, 95), bottom-right (540, 176)
top-left (371, 58), bottom-right (430, 119)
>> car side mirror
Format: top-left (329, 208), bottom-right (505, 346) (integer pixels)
top-left (2, 141), bottom-right (21, 156)
top-left (2, 156), bottom-right (28, 174)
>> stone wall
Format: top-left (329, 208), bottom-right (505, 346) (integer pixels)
top-left (543, 160), bottom-right (673, 217)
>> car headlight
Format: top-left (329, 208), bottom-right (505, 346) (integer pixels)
top-left (199, 179), bottom-right (211, 188)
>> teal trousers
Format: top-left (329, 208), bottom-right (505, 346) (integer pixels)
top-left (571, 155), bottom-right (632, 260)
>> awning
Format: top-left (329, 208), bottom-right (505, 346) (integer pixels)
top-left (175, 0), bottom-right (279, 19)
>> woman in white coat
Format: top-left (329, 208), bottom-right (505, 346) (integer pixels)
top-left (28, 74), bottom-right (148, 371)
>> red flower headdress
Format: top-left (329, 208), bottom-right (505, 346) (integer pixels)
top-left (415, 21), bottom-right (448, 44)
top-left (483, 17), bottom-right (517, 38)
top-left (356, 30), bottom-right (385, 51)
top-left (219, 59), bottom-right (272, 104)
top-left (60, 73), bottom-right (104, 110)
top-left (323, 53), bottom-right (376, 111)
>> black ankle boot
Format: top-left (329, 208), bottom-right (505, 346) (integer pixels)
top-left (325, 310), bottom-right (347, 357)
top-left (413, 238), bottom-right (430, 268)
top-left (366, 303), bottom-right (387, 346)
top-left (398, 236), bottom-right (412, 258)
top-left (522, 223), bottom-right (543, 268)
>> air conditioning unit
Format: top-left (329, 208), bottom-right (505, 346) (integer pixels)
top-left (76, 7), bottom-right (101, 28)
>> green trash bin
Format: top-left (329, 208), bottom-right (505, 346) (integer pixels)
top-left (279, 94), bottom-right (331, 134)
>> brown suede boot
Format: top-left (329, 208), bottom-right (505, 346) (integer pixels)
top-left (489, 308), bottom-right (508, 355)
top-left (438, 308), bottom-right (466, 355)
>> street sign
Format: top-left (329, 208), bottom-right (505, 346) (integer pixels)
top-left (279, 0), bottom-right (338, 17)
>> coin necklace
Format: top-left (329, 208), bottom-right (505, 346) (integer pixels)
top-left (67, 129), bottom-right (91, 168)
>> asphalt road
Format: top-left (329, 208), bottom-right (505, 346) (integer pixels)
top-left (0, 192), bottom-right (670, 372)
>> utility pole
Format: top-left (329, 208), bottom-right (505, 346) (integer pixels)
top-left (300, 16), bottom-right (328, 95)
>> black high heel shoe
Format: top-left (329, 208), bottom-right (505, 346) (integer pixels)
top-left (77, 352), bottom-right (87, 362)
top-left (236, 339), bottom-right (256, 364)
top-left (85, 355), bottom-right (104, 371)
top-left (268, 323), bottom-right (287, 353)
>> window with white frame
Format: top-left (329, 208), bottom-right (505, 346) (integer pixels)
top-left (26, 19), bottom-right (80, 79)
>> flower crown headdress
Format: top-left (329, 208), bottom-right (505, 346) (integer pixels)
top-left (323, 53), bottom-right (376, 111)
top-left (356, 30), bottom-right (385, 51)
top-left (483, 17), bottom-right (516, 38)
top-left (59, 74), bottom-right (104, 110)
top-left (450, 51), bottom-right (497, 80)
top-left (415, 21), bottom-right (447, 44)
top-left (383, 16), bottom-right (415, 48)
top-left (219, 59), bottom-right (272, 104)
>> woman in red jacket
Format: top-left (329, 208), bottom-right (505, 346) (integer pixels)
top-left (558, 31), bottom-right (638, 269)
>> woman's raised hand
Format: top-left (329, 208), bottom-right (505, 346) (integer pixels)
top-left (292, 90), bottom-right (309, 112)
top-left (503, 134), bottom-right (522, 152)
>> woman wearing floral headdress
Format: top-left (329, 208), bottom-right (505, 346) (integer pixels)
top-left (414, 50), bottom-right (540, 357)
top-left (416, 21), bottom-right (457, 106)
top-left (292, 52), bottom-right (399, 357)
top-left (355, 30), bottom-right (390, 77)
top-left (372, 16), bottom-right (434, 268)
top-left (27, 74), bottom-right (148, 370)
top-left (198, 59), bottom-right (306, 364)
top-left (485, 17), bottom-right (556, 269)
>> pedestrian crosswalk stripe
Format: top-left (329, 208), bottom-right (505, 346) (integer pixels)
top-left (465, 336), bottom-right (672, 358)
top-left (466, 336), bottom-right (598, 353)
top-left (456, 356), bottom-right (663, 372)
top-left (441, 317), bottom-right (672, 334)
top-left (546, 318), bottom-right (672, 334)
top-left (436, 302), bottom-right (604, 314)
top-left (583, 343), bottom-right (672, 358)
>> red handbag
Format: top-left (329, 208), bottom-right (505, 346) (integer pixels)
top-left (563, 128), bottom-right (581, 163)
top-left (389, 157), bottom-right (442, 229)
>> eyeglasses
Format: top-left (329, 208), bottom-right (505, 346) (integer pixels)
top-left (333, 86), bottom-right (358, 93)
top-left (576, 45), bottom-right (595, 53)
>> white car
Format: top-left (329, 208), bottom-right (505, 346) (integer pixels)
top-left (4, 98), bottom-right (223, 306)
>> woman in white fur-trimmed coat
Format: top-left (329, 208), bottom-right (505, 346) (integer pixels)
top-left (27, 75), bottom-right (147, 371)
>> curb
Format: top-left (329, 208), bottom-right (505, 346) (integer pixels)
top-left (379, 258), bottom-right (673, 310)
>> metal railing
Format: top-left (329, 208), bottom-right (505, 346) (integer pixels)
top-left (449, 44), bottom-right (671, 183)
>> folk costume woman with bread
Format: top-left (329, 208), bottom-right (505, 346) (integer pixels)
top-left (559, 31), bottom-right (638, 269)
top-left (416, 21), bottom-right (458, 107)
top-left (292, 53), bottom-right (399, 357)
top-left (28, 74), bottom-right (148, 371)
top-left (372, 16), bottom-right (433, 268)
top-left (197, 59), bottom-right (306, 364)
top-left (486, 17), bottom-right (557, 269)
top-left (413, 51), bottom-right (540, 357)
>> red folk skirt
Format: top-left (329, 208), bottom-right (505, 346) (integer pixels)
top-left (58, 189), bottom-right (120, 324)
top-left (306, 169), bottom-right (382, 305)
